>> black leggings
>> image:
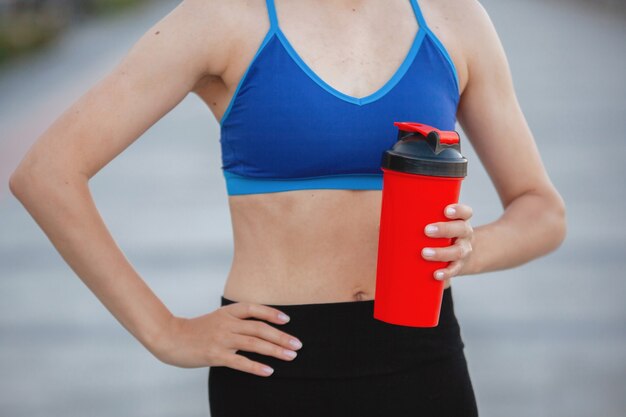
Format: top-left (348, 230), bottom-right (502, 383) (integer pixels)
top-left (208, 286), bottom-right (479, 416)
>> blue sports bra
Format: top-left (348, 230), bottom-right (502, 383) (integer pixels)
top-left (219, 0), bottom-right (460, 195)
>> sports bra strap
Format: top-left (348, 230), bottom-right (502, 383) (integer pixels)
top-left (409, 0), bottom-right (428, 30)
top-left (266, 0), bottom-right (279, 31)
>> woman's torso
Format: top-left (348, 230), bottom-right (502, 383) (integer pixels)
top-left (194, 0), bottom-right (468, 305)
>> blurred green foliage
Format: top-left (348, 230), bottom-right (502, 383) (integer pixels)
top-left (0, 0), bottom-right (146, 65)
top-left (84, 0), bottom-right (145, 14)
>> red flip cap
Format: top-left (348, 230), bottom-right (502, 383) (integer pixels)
top-left (393, 122), bottom-right (459, 145)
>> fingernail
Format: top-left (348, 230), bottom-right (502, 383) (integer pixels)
top-left (283, 349), bottom-right (297, 358)
top-left (425, 225), bottom-right (438, 235)
top-left (423, 248), bottom-right (436, 257)
top-left (278, 313), bottom-right (290, 322)
top-left (289, 338), bottom-right (303, 349)
top-left (262, 366), bottom-right (274, 375)
top-left (446, 207), bottom-right (456, 216)
top-left (435, 271), bottom-right (445, 280)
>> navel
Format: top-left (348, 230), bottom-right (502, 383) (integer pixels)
top-left (353, 291), bottom-right (369, 301)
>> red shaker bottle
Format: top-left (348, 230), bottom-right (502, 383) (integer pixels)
top-left (373, 122), bottom-right (468, 327)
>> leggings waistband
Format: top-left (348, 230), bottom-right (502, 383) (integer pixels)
top-left (218, 287), bottom-right (465, 379)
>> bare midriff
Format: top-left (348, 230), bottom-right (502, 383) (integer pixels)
top-left (222, 188), bottom-right (451, 305)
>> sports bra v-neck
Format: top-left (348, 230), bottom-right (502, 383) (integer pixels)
top-left (219, 0), bottom-right (460, 195)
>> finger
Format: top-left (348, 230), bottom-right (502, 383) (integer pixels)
top-left (225, 301), bottom-right (291, 325)
top-left (222, 352), bottom-right (276, 377)
top-left (230, 333), bottom-right (298, 362)
top-left (434, 260), bottom-right (463, 281)
top-left (444, 203), bottom-right (473, 220)
top-left (422, 239), bottom-right (472, 262)
top-left (234, 319), bottom-right (303, 351)
top-left (424, 219), bottom-right (473, 239)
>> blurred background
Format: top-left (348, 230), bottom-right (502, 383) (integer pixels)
top-left (1, 0), bottom-right (625, 416)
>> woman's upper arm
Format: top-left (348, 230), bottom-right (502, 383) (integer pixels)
top-left (12, 0), bottom-right (230, 183)
top-left (455, 0), bottom-right (563, 210)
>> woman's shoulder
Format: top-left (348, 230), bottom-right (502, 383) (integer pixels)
top-left (423, 0), bottom-right (502, 96)
top-left (425, 0), bottom-right (494, 37)
top-left (156, 0), bottom-right (258, 81)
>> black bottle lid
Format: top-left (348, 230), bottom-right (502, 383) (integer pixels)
top-left (381, 122), bottom-right (467, 178)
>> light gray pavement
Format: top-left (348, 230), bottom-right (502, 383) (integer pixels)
top-left (1, 0), bottom-right (625, 416)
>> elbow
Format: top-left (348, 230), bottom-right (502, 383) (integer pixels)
top-left (10, 160), bottom-right (87, 204)
top-left (9, 159), bottom-right (61, 200)
top-left (9, 155), bottom-right (41, 199)
top-left (9, 150), bottom-right (38, 198)
top-left (547, 190), bottom-right (567, 251)
top-left (8, 168), bottom-right (28, 199)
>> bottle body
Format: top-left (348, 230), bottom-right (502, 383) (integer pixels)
top-left (373, 169), bottom-right (464, 327)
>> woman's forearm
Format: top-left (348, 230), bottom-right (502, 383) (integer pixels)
top-left (463, 189), bottom-right (567, 276)
top-left (9, 170), bottom-right (173, 355)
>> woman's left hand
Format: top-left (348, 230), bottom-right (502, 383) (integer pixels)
top-left (421, 203), bottom-right (475, 282)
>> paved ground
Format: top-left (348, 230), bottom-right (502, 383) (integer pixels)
top-left (1, 0), bottom-right (625, 416)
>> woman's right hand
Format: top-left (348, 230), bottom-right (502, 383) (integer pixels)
top-left (151, 302), bottom-right (303, 377)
